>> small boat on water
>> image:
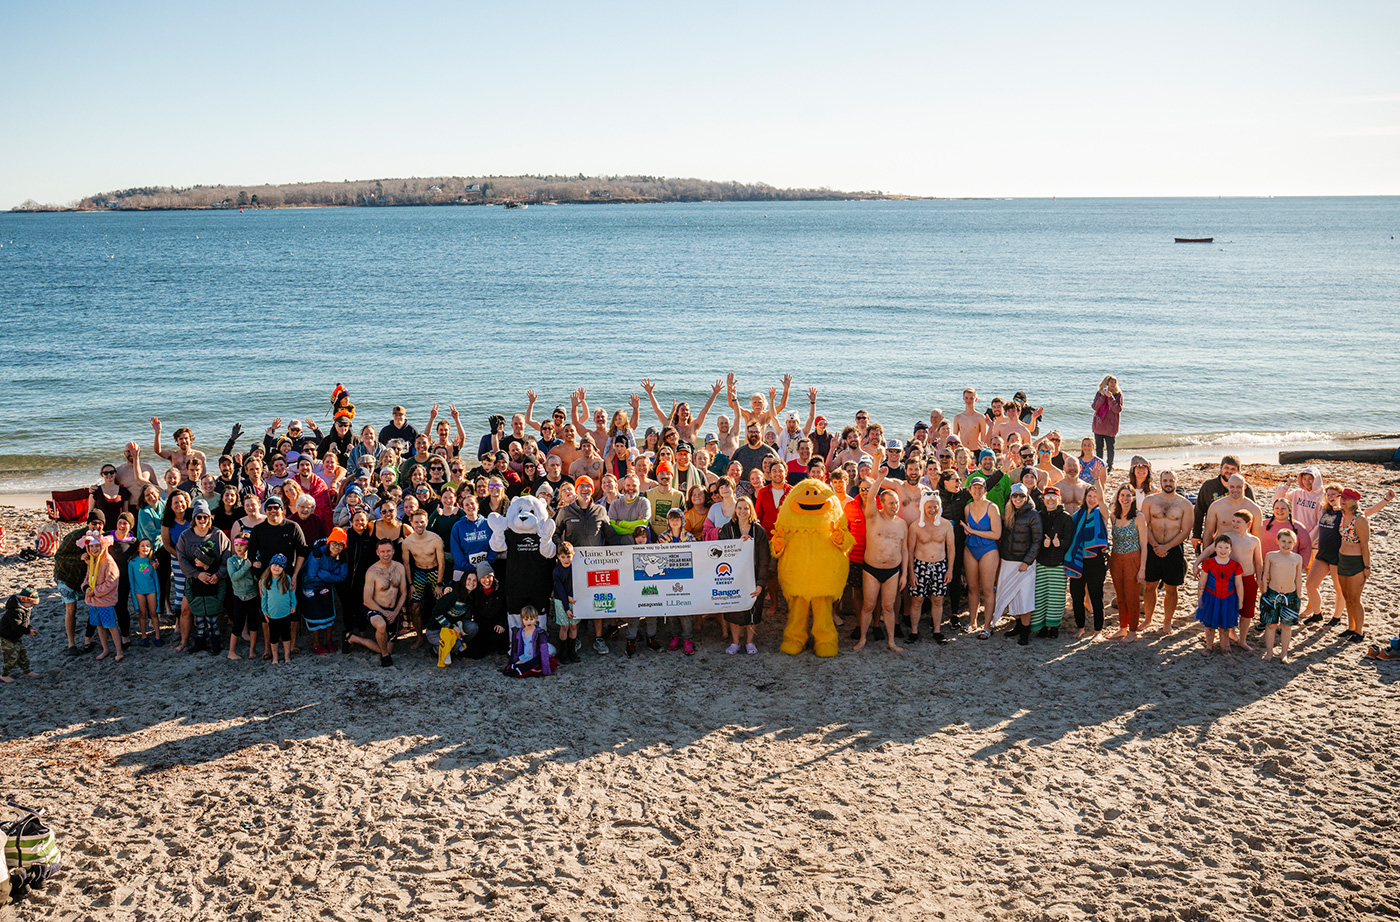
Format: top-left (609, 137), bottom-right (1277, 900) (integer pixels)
top-left (503, 201), bottom-right (527, 209)
top-left (1174, 237), bottom-right (1213, 243)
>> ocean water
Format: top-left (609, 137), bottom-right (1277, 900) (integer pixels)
top-left (2, 198), bottom-right (1398, 491)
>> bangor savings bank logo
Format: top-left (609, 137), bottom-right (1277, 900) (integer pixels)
top-left (592, 592), bottom-right (616, 613)
top-left (641, 585), bottom-right (658, 596)
top-left (714, 562), bottom-right (735, 586)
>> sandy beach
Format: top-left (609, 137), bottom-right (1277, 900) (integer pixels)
top-left (2, 460), bottom-right (1398, 921)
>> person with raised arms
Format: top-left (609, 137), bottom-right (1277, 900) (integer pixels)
top-left (640, 377), bottom-right (725, 445)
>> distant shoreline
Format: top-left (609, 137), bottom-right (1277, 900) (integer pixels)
top-left (8, 174), bottom-right (929, 213)
top-left (11, 196), bottom-right (933, 214)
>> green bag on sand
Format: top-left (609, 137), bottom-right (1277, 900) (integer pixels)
top-left (3, 803), bottom-right (62, 878)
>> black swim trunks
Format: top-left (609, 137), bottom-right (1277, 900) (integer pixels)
top-left (1143, 544), bottom-right (1185, 587)
top-left (861, 562), bottom-right (901, 584)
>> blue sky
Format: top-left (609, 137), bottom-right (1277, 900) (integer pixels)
top-left (2, 1), bottom-right (1397, 208)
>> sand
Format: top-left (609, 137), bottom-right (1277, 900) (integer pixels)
top-left (2, 460), bottom-right (1398, 921)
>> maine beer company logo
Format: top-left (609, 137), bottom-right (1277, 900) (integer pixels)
top-left (587, 569), bottom-right (619, 588)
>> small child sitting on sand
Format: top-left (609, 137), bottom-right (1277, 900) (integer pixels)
top-left (1196, 536), bottom-right (1243, 657)
top-left (1259, 529), bottom-right (1303, 664)
top-left (504, 605), bottom-right (557, 677)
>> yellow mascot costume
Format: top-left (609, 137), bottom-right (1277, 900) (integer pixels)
top-left (770, 478), bottom-right (854, 657)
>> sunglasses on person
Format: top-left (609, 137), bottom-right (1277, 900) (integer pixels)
top-left (101, 469), bottom-right (116, 476)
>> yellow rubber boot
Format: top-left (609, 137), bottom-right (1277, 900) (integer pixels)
top-left (437, 628), bottom-right (458, 667)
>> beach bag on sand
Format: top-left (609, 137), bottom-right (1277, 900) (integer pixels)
top-left (2, 802), bottom-right (62, 888)
top-left (33, 521), bottom-right (60, 557)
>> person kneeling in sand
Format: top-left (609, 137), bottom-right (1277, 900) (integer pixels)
top-left (350, 539), bottom-right (408, 667)
top-left (1259, 530), bottom-right (1304, 664)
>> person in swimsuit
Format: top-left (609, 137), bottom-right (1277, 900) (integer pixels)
top-left (854, 471), bottom-right (908, 653)
top-left (1336, 488), bottom-right (1372, 642)
top-left (401, 508), bottom-right (445, 649)
top-left (349, 538), bottom-right (408, 667)
top-left (962, 476), bottom-right (1002, 635)
top-left (905, 492), bottom-right (955, 644)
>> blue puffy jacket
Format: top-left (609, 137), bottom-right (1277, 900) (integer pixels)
top-left (303, 540), bottom-right (348, 592)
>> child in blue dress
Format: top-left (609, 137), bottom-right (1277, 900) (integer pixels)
top-left (1196, 535), bottom-right (1244, 657)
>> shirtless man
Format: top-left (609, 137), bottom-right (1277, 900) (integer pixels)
top-left (549, 422), bottom-right (585, 473)
top-left (831, 426), bottom-right (867, 470)
top-left (114, 440), bottom-right (160, 502)
top-left (1201, 474), bottom-right (1264, 549)
top-left (715, 414), bottom-right (739, 459)
top-left (854, 472), bottom-right (908, 653)
top-left (953, 388), bottom-right (990, 452)
top-left (726, 372), bottom-right (791, 435)
top-left (641, 377), bottom-right (724, 445)
top-left (1053, 457), bottom-right (1088, 516)
top-left (568, 436), bottom-right (605, 484)
top-left (401, 509), bottom-right (446, 649)
top-left (893, 456), bottom-right (925, 526)
top-left (987, 397), bottom-right (1032, 445)
top-left (1140, 470), bottom-right (1194, 633)
top-left (351, 538), bottom-right (408, 666)
top-left (152, 417), bottom-right (206, 477)
top-left (905, 492), bottom-right (955, 643)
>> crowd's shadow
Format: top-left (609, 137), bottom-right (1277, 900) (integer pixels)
top-left (6, 599), bottom-right (1362, 781)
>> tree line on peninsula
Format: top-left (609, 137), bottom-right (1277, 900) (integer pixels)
top-left (13, 175), bottom-right (913, 211)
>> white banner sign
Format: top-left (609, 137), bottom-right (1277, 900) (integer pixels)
top-left (571, 539), bottom-right (757, 619)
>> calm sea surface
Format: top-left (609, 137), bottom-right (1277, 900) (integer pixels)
top-left (2, 198), bottom-right (1398, 490)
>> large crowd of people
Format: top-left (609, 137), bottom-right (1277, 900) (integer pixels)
top-left (5, 373), bottom-right (1390, 683)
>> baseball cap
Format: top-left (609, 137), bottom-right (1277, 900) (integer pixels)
top-left (703, 433), bottom-right (718, 444)
top-left (886, 439), bottom-right (902, 451)
top-left (676, 441), bottom-right (693, 454)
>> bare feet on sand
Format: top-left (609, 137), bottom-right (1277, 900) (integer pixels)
top-left (95, 649), bottom-right (109, 661)
top-left (227, 651), bottom-right (241, 661)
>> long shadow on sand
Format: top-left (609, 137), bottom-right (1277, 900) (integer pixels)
top-left (5, 608), bottom-right (1361, 780)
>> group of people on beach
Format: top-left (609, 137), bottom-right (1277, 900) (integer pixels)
top-left (4, 372), bottom-right (1387, 683)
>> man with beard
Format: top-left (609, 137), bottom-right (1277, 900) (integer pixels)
top-left (1192, 455), bottom-right (1254, 551)
top-left (1140, 470), bottom-right (1194, 634)
top-left (733, 421), bottom-right (781, 480)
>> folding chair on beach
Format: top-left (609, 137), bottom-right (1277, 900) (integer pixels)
top-left (45, 489), bottom-right (90, 524)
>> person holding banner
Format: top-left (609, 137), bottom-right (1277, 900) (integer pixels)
top-left (554, 476), bottom-right (615, 656)
top-left (719, 495), bottom-right (772, 655)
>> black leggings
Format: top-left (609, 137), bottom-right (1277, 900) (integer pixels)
top-left (1095, 435), bottom-right (1116, 472)
top-left (1070, 553), bottom-right (1107, 631)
